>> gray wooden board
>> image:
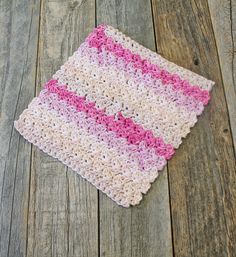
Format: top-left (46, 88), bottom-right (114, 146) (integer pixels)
top-left (96, 1), bottom-right (173, 257)
top-left (208, 0), bottom-right (236, 154)
top-left (26, 1), bottom-right (98, 257)
top-left (0, 1), bottom-right (40, 257)
top-left (152, 0), bottom-right (236, 256)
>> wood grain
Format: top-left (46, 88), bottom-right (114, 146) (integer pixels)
top-left (152, 0), bottom-right (236, 256)
top-left (0, 1), bottom-right (40, 257)
top-left (1, 1), bottom-right (236, 256)
top-left (208, 0), bottom-right (236, 153)
top-left (26, 1), bottom-right (98, 257)
top-left (96, 1), bottom-right (173, 257)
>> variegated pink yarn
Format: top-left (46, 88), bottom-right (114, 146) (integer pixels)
top-left (14, 25), bottom-right (215, 207)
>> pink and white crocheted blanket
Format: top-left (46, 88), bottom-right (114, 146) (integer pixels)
top-left (14, 25), bottom-right (215, 207)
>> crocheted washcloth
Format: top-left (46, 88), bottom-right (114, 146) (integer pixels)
top-left (14, 24), bottom-right (215, 207)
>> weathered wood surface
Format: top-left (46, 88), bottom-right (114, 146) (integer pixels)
top-left (208, 0), bottom-right (236, 153)
top-left (0, 1), bottom-right (40, 257)
top-left (0, 0), bottom-right (235, 257)
top-left (27, 1), bottom-right (98, 257)
top-left (152, 0), bottom-right (236, 257)
top-left (96, 1), bottom-right (173, 257)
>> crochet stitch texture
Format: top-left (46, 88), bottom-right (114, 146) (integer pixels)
top-left (14, 24), bottom-right (215, 207)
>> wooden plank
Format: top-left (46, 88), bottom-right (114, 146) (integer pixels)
top-left (152, 0), bottom-right (236, 256)
top-left (96, 1), bottom-right (173, 257)
top-left (26, 1), bottom-right (98, 257)
top-left (0, 1), bottom-right (40, 257)
top-left (207, 0), bottom-right (236, 153)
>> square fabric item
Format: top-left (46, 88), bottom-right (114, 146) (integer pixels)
top-left (14, 24), bottom-right (215, 207)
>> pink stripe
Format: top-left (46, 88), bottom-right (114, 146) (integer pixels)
top-left (85, 25), bottom-right (210, 105)
top-left (78, 44), bottom-right (204, 115)
top-left (44, 79), bottom-right (175, 160)
top-left (38, 89), bottom-right (167, 171)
